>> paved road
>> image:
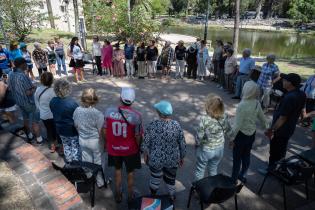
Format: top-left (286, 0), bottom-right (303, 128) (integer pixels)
top-left (68, 69), bottom-right (314, 210)
top-left (2, 68), bottom-right (315, 210)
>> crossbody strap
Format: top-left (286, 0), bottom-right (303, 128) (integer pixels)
top-left (118, 107), bottom-right (130, 125)
top-left (38, 87), bottom-right (49, 104)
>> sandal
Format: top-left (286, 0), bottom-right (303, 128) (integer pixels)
top-left (127, 193), bottom-right (136, 203)
top-left (115, 192), bottom-right (122, 203)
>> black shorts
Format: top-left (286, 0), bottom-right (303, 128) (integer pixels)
top-left (108, 153), bottom-right (141, 173)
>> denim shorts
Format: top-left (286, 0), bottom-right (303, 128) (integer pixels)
top-left (19, 104), bottom-right (40, 123)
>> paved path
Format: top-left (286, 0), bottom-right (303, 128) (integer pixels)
top-left (69, 70), bottom-right (315, 210)
top-left (1, 68), bottom-right (315, 209)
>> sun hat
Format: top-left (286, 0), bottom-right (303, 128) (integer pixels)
top-left (242, 80), bottom-right (259, 100)
top-left (154, 100), bottom-right (173, 116)
top-left (281, 73), bottom-right (301, 88)
top-left (19, 42), bottom-right (27, 48)
top-left (120, 87), bottom-right (135, 105)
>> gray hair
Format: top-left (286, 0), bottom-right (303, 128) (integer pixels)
top-left (53, 79), bottom-right (72, 98)
top-left (34, 42), bottom-right (41, 49)
top-left (243, 48), bottom-right (251, 56)
top-left (266, 53), bottom-right (276, 61)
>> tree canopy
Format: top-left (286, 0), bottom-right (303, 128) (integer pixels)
top-left (83, 0), bottom-right (160, 42)
top-left (0, 0), bottom-right (44, 41)
top-left (288, 0), bottom-right (315, 24)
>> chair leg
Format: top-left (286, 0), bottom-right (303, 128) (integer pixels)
top-left (187, 186), bottom-right (194, 208)
top-left (235, 194), bottom-right (238, 210)
top-left (282, 184), bottom-right (287, 210)
top-left (90, 181), bottom-right (95, 207)
top-left (200, 201), bottom-right (204, 210)
top-left (258, 174), bottom-right (269, 195)
top-left (305, 180), bottom-right (309, 200)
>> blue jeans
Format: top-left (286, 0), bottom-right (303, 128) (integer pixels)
top-left (194, 146), bottom-right (224, 181)
top-left (234, 74), bottom-right (248, 97)
top-left (231, 131), bottom-right (255, 182)
top-left (56, 54), bottom-right (67, 75)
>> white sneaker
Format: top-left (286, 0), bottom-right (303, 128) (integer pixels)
top-left (36, 136), bottom-right (43, 144)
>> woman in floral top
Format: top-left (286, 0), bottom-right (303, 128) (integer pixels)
top-left (142, 100), bottom-right (186, 201)
top-left (194, 94), bottom-right (233, 181)
top-left (32, 42), bottom-right (48, 76)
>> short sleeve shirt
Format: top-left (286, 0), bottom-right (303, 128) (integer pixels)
top-left (257, 63), bottom-right (280, 88)
top-left (50, 97), bottom-right (79, 137)
top-left (104, 105), bottom-right (143, 156)
top-left (7, 69), bottom-right (34, 107)
top-left (0, 48), bottom-right (10, 69)
top-left (272, 89), bottom-right (306, 137)
top-left (224, 56), bottom-right (237, 74)
top-left (73, 107), bottom-right (104, 141)
top-left (239, 57), bottom-right (255, 74)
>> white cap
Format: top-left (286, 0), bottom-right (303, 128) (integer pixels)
top-left (121, 87), bottom-right (135, 105)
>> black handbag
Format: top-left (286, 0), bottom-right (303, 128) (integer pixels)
top-left (69, 58), bottom-right (75, 67)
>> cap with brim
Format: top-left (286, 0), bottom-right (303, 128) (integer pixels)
top-left (281, 73), bottom-right (301, 87)
top-left (121, 87), bottom-right (135, 105)
top-left (154, 100), bottom-right (173, 116)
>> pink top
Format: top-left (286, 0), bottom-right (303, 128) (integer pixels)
top-left (101, 45), bottom-right (113, 68)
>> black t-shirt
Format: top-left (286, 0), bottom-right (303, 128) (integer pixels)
top-left (146, 47), bottom-right (158, 61)
top-left (175, 46), bottom-right (186, 60)
top-left (136, 47), bottom-right (146, 61)
top-left (272, 89), bottom-right (306, 137)
top-left (186, 47), bottom-right (197, 64)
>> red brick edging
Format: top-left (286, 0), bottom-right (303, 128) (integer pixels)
top-left (14, 144), bottom-right (85, 210)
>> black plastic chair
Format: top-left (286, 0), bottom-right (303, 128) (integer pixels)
top-left (82, 53), bottom-right (97, 74)
top-left (258, 160), bottom-right (314, 210)
top-left (52, 161), bottom-right (106, 207)
top-left (187, 174), bottom-right (243, 210)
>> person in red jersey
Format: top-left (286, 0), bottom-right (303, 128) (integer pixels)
top-left (103, 87), bottom-right (143, 203)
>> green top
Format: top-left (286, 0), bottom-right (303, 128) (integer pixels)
top-left (233, 99), bottom-right (269, 137)
top-left (196, 114), bottom-right (234, 149)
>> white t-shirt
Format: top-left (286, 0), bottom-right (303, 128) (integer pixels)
top-left (34, 86), bottom-right (56, 120)
top-left (68, 45), bottom-right (83, 60)
top-left (92, 42), bottom-right (102, 57)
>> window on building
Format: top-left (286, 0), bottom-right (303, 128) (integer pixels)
top-left (60, 6), bottom-right (65, 13)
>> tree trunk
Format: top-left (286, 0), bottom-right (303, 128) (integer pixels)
top-left (255, 0), bottom-right (263, 19)
top-left (185, 0), bottom-right (190, 17)
top-left (46, 0), bottom-right (55, 29)
top-left (228, 0), bottom-right (233, 17)
top-left (127, 0), bottom-right (131, 24)
top-left (73, 0), bottom-right (80, 36)
top-left (233, 0), bottom-right (240, 55)
top-left (264, 0), bottom-right (274, 19)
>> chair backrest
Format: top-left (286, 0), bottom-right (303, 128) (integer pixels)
top-left (61, 165), bottom-right (88, 183)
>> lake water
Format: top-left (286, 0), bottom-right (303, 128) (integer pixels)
top-left (165, 26), bottom-right (315, 59)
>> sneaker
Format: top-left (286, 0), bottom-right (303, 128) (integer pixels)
top-left (36, 136), bottom-right (43, 144)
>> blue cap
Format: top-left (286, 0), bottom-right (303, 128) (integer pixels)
top-left (154, 100), bottom-right (173, 116)
top-left (19, 42), bottom-right (27, 48)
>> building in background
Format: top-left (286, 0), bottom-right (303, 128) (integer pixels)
top-left (37, 0), bottom-right (84, 33)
